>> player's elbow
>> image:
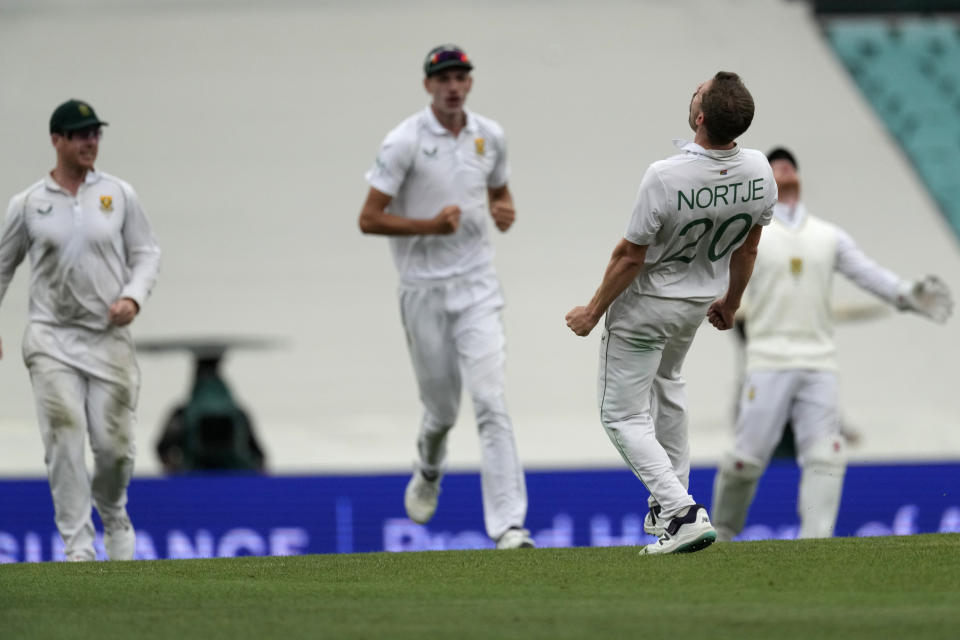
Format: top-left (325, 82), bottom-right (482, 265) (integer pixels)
top-left (620, 240), bottom-right (647, 267)
top-left (358, 211), bottom-right (377, 234)
top-left (732, 242), bottom-right (759, 262)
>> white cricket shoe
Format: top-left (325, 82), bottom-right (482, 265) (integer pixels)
top-left (404, 471), bottom-right (441, 524)
top-left (103, 514), bottom-right (136, 561)
top-left (642, 504), bottom-right (716, 556)
top-left (644, 504), bottom-right (665, 537)
top-left (496, 527), bottom-right (535, 549)
top-left (66, 552), bottom-right (95, 562)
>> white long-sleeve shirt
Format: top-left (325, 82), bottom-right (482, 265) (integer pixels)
top-left (743, 202), bottom-right (907, 371)
top-left (0, 170), bottom-right (161, 332)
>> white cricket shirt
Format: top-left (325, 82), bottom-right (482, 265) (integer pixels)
top-left (365, 106), bottom-right (508, 283)
top-left (0, 170), bottom-right (161, 332)
top-left (744, 202), bottom-right (907, 371)
top-left (606, 140), bottom-right (777, 333)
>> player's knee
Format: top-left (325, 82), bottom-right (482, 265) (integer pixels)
top-left (38, 394), bottom-right (83, 432)
top-left (799, 435), bottom-right (846, 473)
top-left (720, 450), bottom-right (766, 479)
top-left (600, 402), bottom-right (653, 428)
top-left (91, 446), bottom-right (134, 474)
top-left (422, 405), bottom-right (457, 432)
top-left (473, 393), bottom-right (509, 429)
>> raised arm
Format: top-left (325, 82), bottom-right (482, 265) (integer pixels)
top-left (566, 238), bottom-right (648, 336)
top-left (708, 223), bottom-right (763, 331)
top-left (358, 187), bottom-right (460, 236)
top-left (833, 227), bottom-right (953, 323)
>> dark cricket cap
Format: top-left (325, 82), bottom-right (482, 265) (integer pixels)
top-left (49, 99), bottom-right (108, 134)
top-left (766, 147), bottom-right (798, 169)
top-left (423, 44), bottom-right (473, 77)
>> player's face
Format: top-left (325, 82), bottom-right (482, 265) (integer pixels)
top-left (770, 158), bottom-right (800, 192)
top-left (53, 126), bottom-right (101, 171)
top-left (424, 69), bottom-right (473, 118)
top-left (688, 79), bottom-right (711, 132)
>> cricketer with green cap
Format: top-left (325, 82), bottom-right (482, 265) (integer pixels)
top-left (0, 99), bottom-right (160, 562)
top-left (49, 99), bottom-right (109, 135)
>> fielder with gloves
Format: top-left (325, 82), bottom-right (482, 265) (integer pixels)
top-left (0, 100), bottom-right (161, 561)
top-left (711, 147), bottom-right (953, 541)
top-left (358, 45), bottom-right (533, 550)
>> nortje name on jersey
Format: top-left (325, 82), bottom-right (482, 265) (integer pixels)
top-left (677, 178), bottom-right (766, 211)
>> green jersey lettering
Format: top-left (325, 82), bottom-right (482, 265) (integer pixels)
top-left (707, 213), bottom-right (753, 260)
top-left (677, 179), bottom-right (766, 210)
top-left (696, 187), bottom-right (713, 208)
top-left (663, 218), bottom-right (713, 263)
top-left (664, 212), bottom-right (754, 264)
top-left (713, 184), bottom-right (729, 205)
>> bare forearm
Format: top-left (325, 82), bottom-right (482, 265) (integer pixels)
top-left (724, 225), bottom-right (763, 305)
top-left (567, 239), bottom-right (647, 336)
top-left (489, 185), bottom-right (516, 232)
top-left (359, 209), bottom-right (437, 236)
top-left (587, 255), bottom-right (642, 318)
top-left (709, 225), bottom-right (762, 331)
top-left (489, 189), bottom-right (513, 211)
top-left (725, 245), bottom-right (758, 307)
top-left (358, 187), bottom-right (454, 236)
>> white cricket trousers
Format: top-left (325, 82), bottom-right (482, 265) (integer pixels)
top-left (727, 369), bottom-right (845, 538)
top-left (733, 369), bottom-right (841, 462)
top-left (598, 297), bottom-right (711, 521)
top-left (399, 270), bottom-right (527, 541)
top-left (25, 335), bottom-right (139, 561)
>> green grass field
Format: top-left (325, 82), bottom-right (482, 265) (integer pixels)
top-left (1, 534), bottom-right (958, 640)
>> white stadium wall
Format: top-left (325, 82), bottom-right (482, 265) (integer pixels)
top-left (0, 0), bottom-right (957, 476)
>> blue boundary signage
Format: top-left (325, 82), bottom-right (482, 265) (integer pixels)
top-left (1, 462), bottom-right (957, 562)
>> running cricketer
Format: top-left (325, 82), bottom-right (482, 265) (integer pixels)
top-left (0, 99), bottom-right (161, 561)
top-left (358, 45), bottom-right (533, 550)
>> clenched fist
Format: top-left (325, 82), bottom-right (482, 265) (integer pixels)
top-left (566, 306), bottom-right (600, 336)
top-left (109, 298), bottom-right (140, 327)
top-left (491, 201), bottom-right (515, 232)
top-left (433, 205), bottom-right (461, 234)
top-left (707, 298), bottom-right (736, 331)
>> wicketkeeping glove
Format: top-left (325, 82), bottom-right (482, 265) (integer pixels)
top-left (898, 275), bottom-right (954, 323)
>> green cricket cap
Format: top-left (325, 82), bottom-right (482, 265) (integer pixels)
top-left (49, 99), bottom-right (109, 134)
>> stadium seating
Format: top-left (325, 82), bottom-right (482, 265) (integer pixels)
top-left (824, 17), bottom-right (960, 237)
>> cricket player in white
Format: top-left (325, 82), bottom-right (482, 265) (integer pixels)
top-left (0, 100), bottom-right (160, 561)
top-left (358, 45), bottom-right (532, 550)
top-left (567, 72), bottom-right (776, 555)
top-left (711, 147), bottom-right (953, 541)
